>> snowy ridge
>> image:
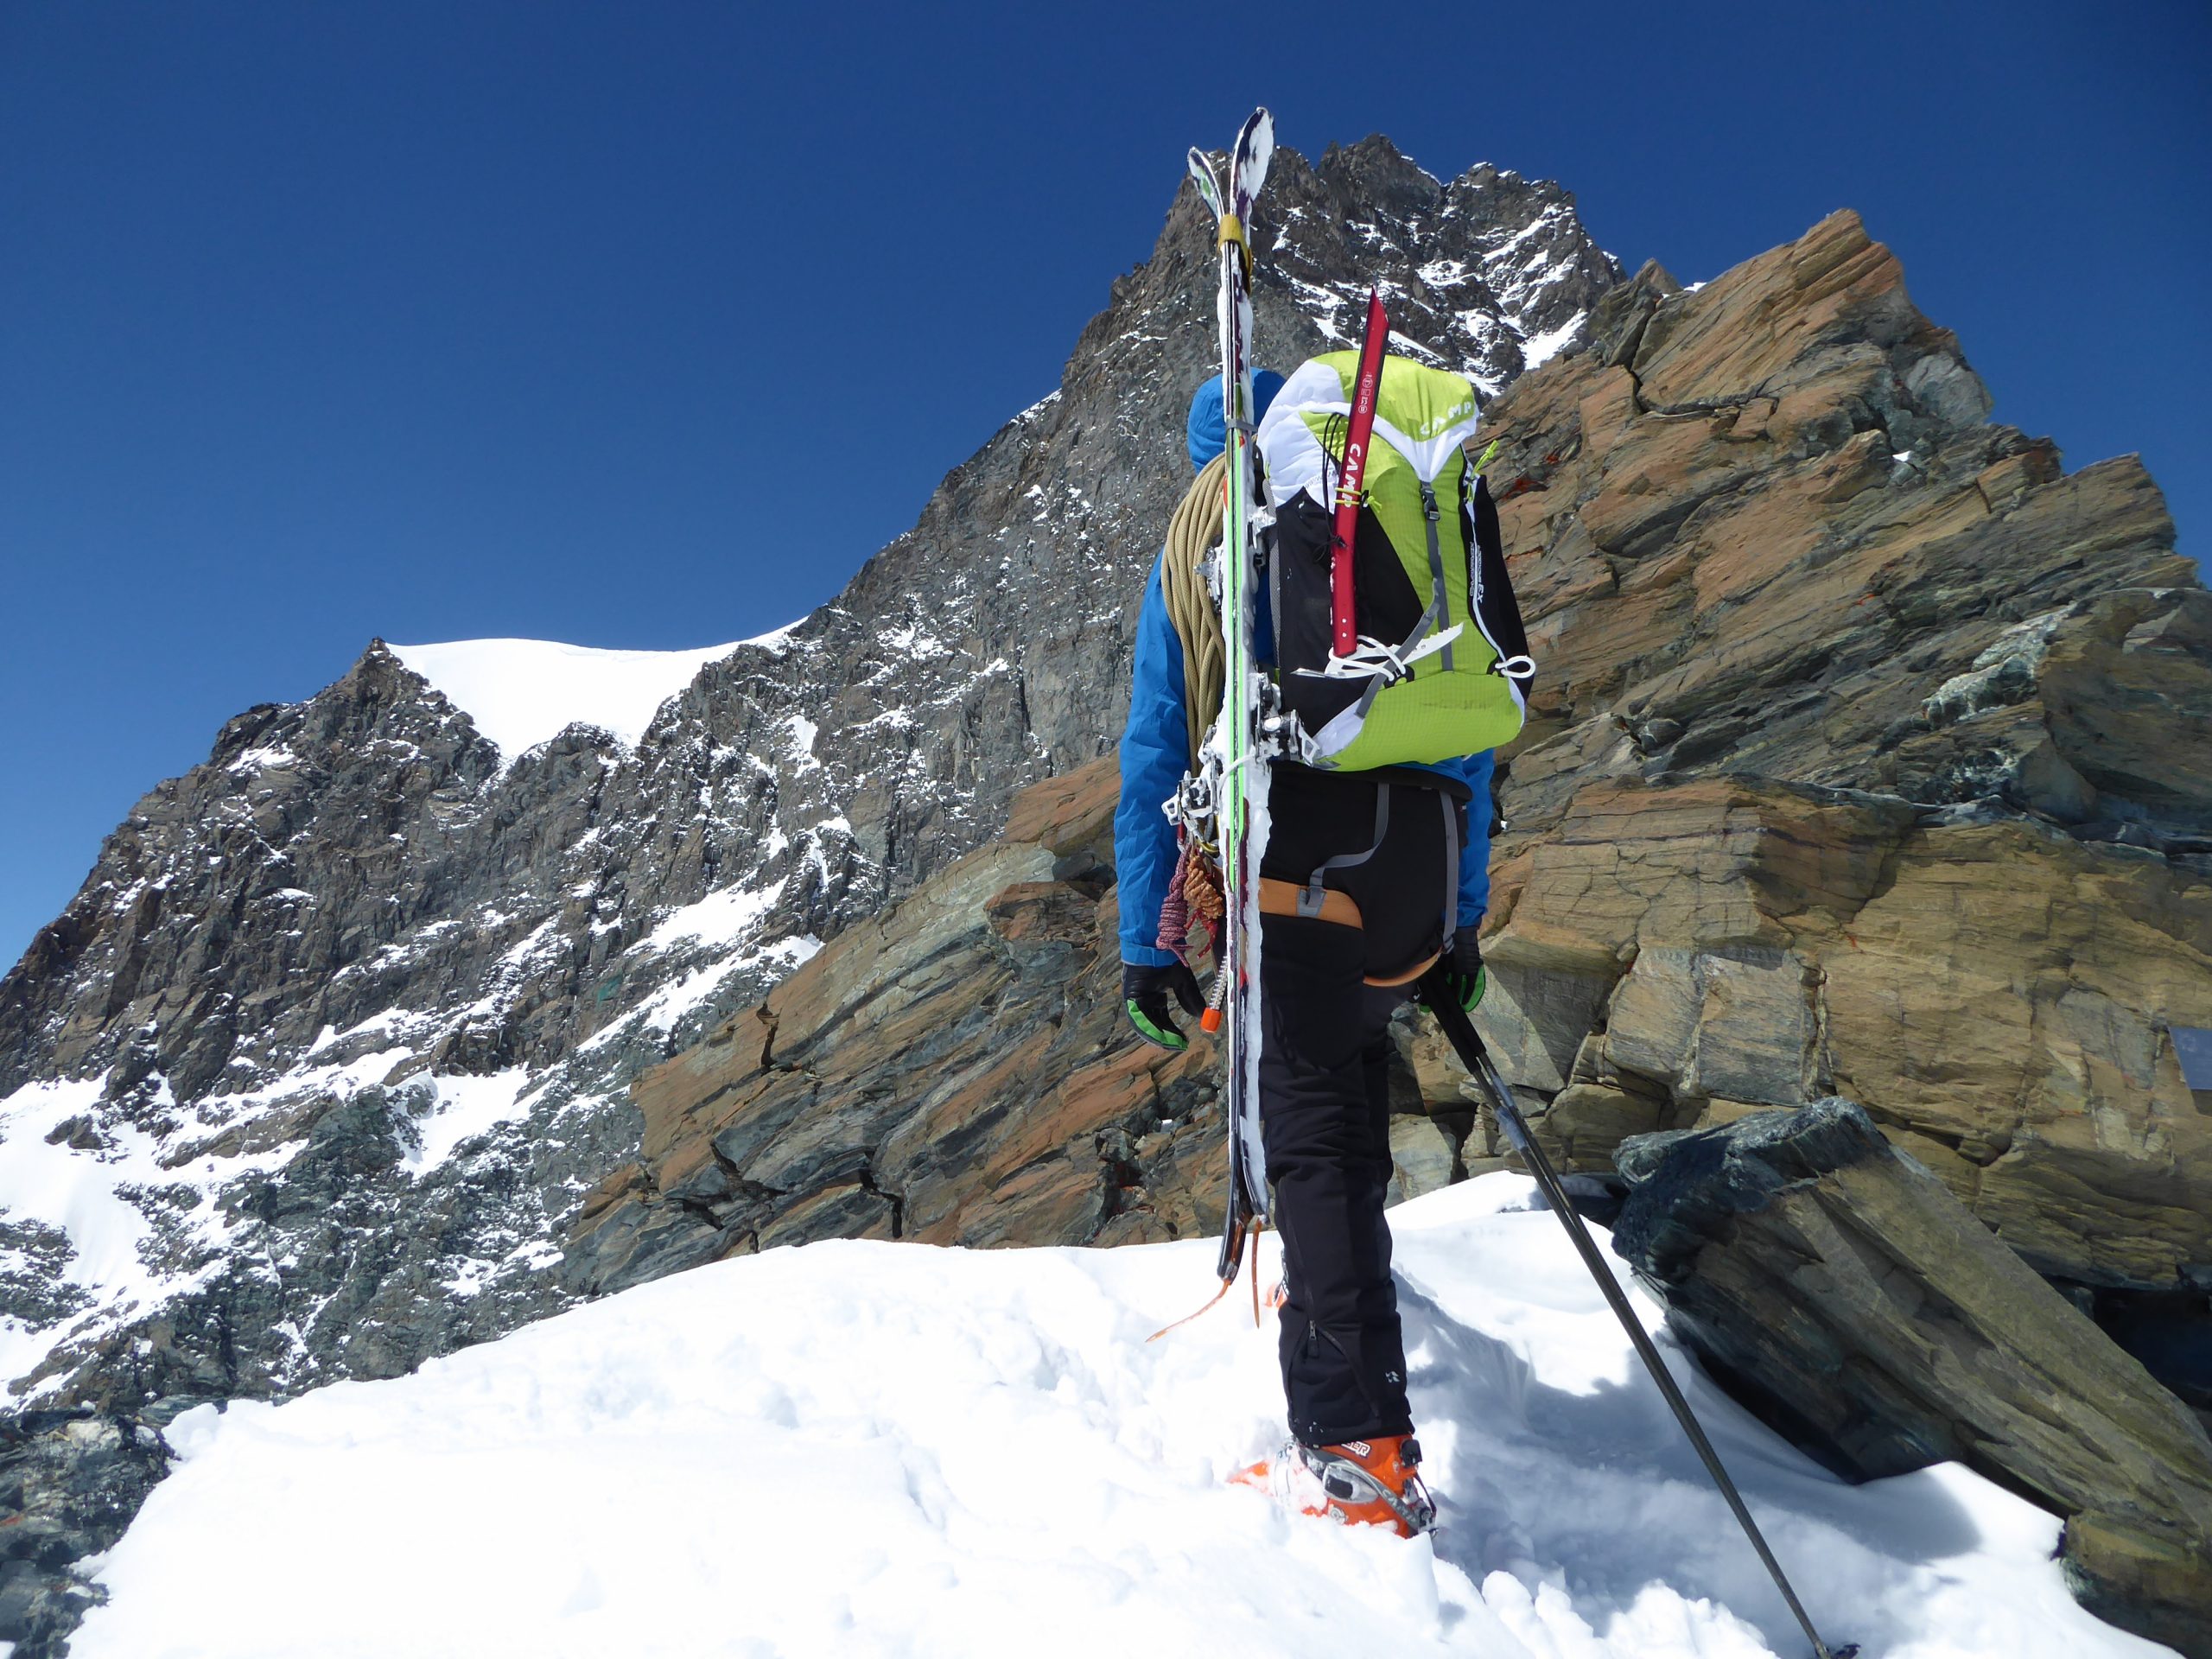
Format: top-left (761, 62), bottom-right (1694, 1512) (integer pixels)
top-left (391, 626), bottom-right (798, 760)
top-left (74, 1178), bottom-right (2165, 1659)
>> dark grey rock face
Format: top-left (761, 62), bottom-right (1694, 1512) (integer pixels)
top-left (1613, 1100), bottom-right (2212, 1657)
top-left (0, 139), bottom-right (1617, 1651)
top-left (0, 1407), bottom-right (170, 1657)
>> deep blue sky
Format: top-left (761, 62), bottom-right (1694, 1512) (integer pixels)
top-left (3, 2), bottom-right (2205, 969)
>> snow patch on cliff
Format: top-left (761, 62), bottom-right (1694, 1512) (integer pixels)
top-left (1519, 311), bottom-right (1587, 372)
top-left (640, 879), bottom-right (788, 957)
top-left (0, 1077), bottom-right (166, 1369)
top-left (406, 1071), bottom-right (547, 1172)
top-left (390, 631), bottom-right (795, 762)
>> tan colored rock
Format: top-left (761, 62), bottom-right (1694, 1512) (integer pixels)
top-left (1821, 820), bottom-right (2212, 1285)
top-left (1000, 754), bottom-right (1122, 855)
top-left (1479, 213), bottom-right (2187, 849)
top-left (1535, 1082), bottom-right (1666, 1168)
top-left (1461, 773), bottom-right (2212, 1288)
top-left (1444, 219), bottom-right (2209, 1293)
top-left (2041, 588), bottom-right (2212, 829)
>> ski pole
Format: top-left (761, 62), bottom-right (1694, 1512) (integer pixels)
top-left (1417, 969), bottom-right (1857, 1659)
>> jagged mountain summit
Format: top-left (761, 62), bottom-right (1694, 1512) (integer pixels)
top-left (0, 136), bottom-right (1618, 1656)
top-left (0, 138), bottom-right (1614, 1405)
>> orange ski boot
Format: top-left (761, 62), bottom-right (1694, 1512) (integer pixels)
top-left (1232, 1434), bottom-right (1438, 1537)
top-left (1300, 1435), bottom-right (1437, 1536)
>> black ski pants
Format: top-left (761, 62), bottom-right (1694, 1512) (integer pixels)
top-left (1258, 762), bottom-right (1465, 1447)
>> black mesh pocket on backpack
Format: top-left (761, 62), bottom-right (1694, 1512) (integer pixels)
top-left (1271, 491), bottom-right (1425, 736)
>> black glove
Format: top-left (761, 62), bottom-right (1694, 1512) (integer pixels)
top-left (1123, 961), bottom-right (1206, 1052)
top-left (1440, 934), bottom-right (1486, 1013)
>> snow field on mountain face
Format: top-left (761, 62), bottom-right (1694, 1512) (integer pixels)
top-left (75, 1177), bottom-right (2171, 1659)
top-left (0, 1077), bottom-right (176, 1382)
top-left (390, 629), bottom-right (796, 761)
top-left (0, 1055), bottom-right (568, 1394)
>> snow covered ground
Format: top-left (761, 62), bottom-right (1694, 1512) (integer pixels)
top-left (390, 627), bottom-right (797, 761)
top-left (73, 1176), bottom-right (2174, 1659)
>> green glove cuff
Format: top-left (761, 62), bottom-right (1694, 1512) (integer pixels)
top-left (1459, 964), bottom-right (1487, 1013)
top-left (1127, 999), bottom-right (1190, 1052)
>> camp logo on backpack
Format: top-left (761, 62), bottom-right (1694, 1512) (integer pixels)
top-left (1255, 346), bottom-right (1535, 770)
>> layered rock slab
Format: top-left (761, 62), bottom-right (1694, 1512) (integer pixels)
top-left (1475, 210), bottom-right (2190, 842)
top-left (569, 759), bottom-right (1236, 1283)
top-left (1611, 1100), bottom-right (2212, 1656)
top-left (1378, 207), bottom-right (2212, 1306)
top-left (1440, 776), bottom-right (2212, 1295)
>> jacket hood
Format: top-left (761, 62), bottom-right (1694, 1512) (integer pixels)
top-left (1185, 369), bottom-right (1285, 472)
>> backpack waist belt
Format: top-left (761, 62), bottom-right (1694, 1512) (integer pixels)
top-left (1256, 875), bottom-right (1361, 928)
top-left (1255, 878), bottom-right (1441, 989)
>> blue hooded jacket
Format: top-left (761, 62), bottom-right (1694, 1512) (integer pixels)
top-left (1115, 378), bottom-right (1496, 969)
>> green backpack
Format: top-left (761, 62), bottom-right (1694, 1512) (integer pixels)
top-left (1255, 351), bottom-right (1534, 769)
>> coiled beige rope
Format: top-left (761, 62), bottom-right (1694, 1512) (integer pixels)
top-left (1160, 454), bottom-right (1228, 767)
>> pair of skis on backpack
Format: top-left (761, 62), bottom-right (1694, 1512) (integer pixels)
top-left (1182, 109), bottom-right (1535, 1284)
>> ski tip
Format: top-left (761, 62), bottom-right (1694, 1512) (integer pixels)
top-left (1185, 146), bottom-right (1224, 214)
top-left (1233, 108), bottom-right (1276, 202)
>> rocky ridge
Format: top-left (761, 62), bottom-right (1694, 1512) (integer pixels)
top-left (1457, 214), bottom-right (2209, 1298)
top-left (591, 209), bottom-right (2209, 1305)
top-left (0, 141), bottom-right (1617, 1653)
